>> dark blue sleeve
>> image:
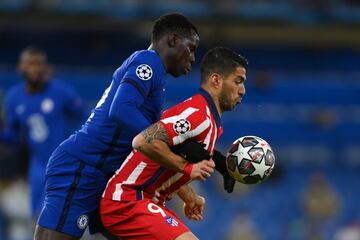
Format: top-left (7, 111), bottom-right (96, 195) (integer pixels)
top-left (0, 93), bottom-right (20, 145)
top-left (108, 52), bottom-right (162, 133)
top-left (109, 80), bottom-right (150, 133)
top-left (121, 53), bottom-right (162, 99)
top-left (61, 82), bottom-right (86, 119)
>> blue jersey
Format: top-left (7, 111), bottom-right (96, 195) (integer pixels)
top-left (2, 79), bottom-right (83, 216)
top-left (3, 80), bottom-right (83, 164)
top-left (61, 50), bottom-right (166, 174)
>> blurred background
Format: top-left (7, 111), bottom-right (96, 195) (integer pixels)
top-left (0, 0), bottom-right (359, 240)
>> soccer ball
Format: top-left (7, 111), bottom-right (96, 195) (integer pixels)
top-left (226, 136), bottom-right (275, 184)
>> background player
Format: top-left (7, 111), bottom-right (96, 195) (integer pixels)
top-left (100, 47), bottom-right (248, 240)
top-left (34, 13), bottom-right (200, 240)
top-left (0, 46), bottom-right (84, 220)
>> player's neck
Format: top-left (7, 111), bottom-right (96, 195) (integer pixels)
top-left (25, 81), bottom-right (46, 94)
top-left (148, 42), bottom-right (169, 73)
top-left (213, 97), bottom-right (223, 117)
top-left (201, 86), bottom-right (223, 117)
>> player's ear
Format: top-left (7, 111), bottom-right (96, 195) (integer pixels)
top-left (46, 64), bottom-right (54, 80)
top-left (168, 33), bottom-right (180, 48)
top-left (209, 73), bottom-right (222, 89)
top-left (17, 62), bottom-right (24, 74)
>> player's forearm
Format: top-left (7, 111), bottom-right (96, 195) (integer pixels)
top-left (177, 184), bottom-right (197, 204)
top-left (133, 134), bottom-right (187, 172)
top-left (213, 150), bottom-right (227, 175)
top-left (0, 128), bottom-right (19, 145)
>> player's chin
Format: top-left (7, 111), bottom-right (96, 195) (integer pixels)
top-left (170, 64), bottom-right (190, 77)
top-left (223, 104), bottom-right (236, 112)
top-left (170, 71), bottom-right (182, 77)
top-left (184, 66), bottom-right (191, 74)
top-left (178, 67), bottom-right (190, 76)
top-left (231, 102), bottom-right (240, 110)
top-left (26, 77), bottom-right (43, 85)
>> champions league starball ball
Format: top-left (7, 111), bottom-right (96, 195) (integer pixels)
top-left (226, 136), bottom-right (275, 184)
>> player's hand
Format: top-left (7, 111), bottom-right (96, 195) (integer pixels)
top-left (213, 150), bottom-right (236, 193)
top-left (190, 159), bottom-right (215, 181)
top-left (223, 171), bottom-right (236, 193)
top-left (183, 195), bottom-right (205, 221)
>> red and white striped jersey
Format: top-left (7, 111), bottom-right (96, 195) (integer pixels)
top-left (102, 89), bottom-right (223, 205)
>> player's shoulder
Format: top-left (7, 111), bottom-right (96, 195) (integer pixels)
top-left (179, 94), bottom-right (207, 109)
top-left (49, 79), bottom-right (74, 92)
top-left (6, 83), bottom-right (24, 99)
top-left (130, 50), bottom-right (164, 71)
top-left (132, 50), bottom-right (160, 62)
top-left (162, 94), bottom-right (208, 117)
top-left (50, 79), bottom-right (69, 87)
top-left (4, 83), bottom-right (25, 107)
top-left (114, 49), bottom-right (165, 82)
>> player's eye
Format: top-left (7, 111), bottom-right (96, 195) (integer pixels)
top-left (236, 77), bottom-right (245, 84)
top-left (189, 45), bottom-right (196, 52)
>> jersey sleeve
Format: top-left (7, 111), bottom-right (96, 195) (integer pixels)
top-left (0, 92), bottom-right (20, 144)
top-left (109, 52), bottom-right (163, 133)
top-left (120, 53), bottom-right (162, 99)
top-left (53, 80), bottom-right (84, 116)
top-left (65, 87), bottom-right (84, 117)
top-left (109, 80), bottom-right (150, 133)
top-left (160, 107), bottom-right (211, 146)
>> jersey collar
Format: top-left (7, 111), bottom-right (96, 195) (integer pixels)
top-left (198, 88), bottom-right (222, 128)
top-left (149, 49), bottom-right (166, 75)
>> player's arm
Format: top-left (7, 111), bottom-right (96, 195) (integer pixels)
top-left (62, 82), bottom-right (86, 120)
top-left (109, 57), bottom-right (159, 133)
top-left (172, 144), bottom-right (235, 193)
top-left (109, 80), bottom-right (150, 133)
top-left (172, 142), bottom-right (235, 192)
top-left (0, 126), bottom-right (19, 145)
top-left (213, 150), bottom-right (236, 193)
top-left (132, 122), bottom-right (215, 181)
top-left (177, 184), bottom-right (205, 221)
top-left (0, 95), bottom-right (20, 145)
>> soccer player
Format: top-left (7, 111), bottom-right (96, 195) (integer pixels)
top-left (0, 46), bottom-right (84, 219)
top-left (100, 47), bottom-right (248, 240)
top-left (34, 13), bottom-right (200, 240)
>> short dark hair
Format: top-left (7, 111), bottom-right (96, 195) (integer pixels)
top-left (20, 45), bottom-right (47, 60)
top-left (152, 13), bottom-right (198, 42)
top-left (200, 47), bottom-right (248, 83)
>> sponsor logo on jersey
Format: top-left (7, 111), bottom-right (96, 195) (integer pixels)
top-left (136, 64), bottom-right (153, 80)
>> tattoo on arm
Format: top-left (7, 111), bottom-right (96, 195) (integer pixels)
top-left (141, 122), bottom-right (170, 145)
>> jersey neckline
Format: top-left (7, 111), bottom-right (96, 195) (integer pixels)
top-left (197, 88), bottom-right (222, 129)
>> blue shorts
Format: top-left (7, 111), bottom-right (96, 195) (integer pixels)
top-left (28, 158), bottom-right (47, 218)
top-left (37, 147), bottom-right (109, 238)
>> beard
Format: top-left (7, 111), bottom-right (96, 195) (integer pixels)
top-left (219, 91), bottom-right (234, 112)
top-left (22, 70), bottom-right (47, 84)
